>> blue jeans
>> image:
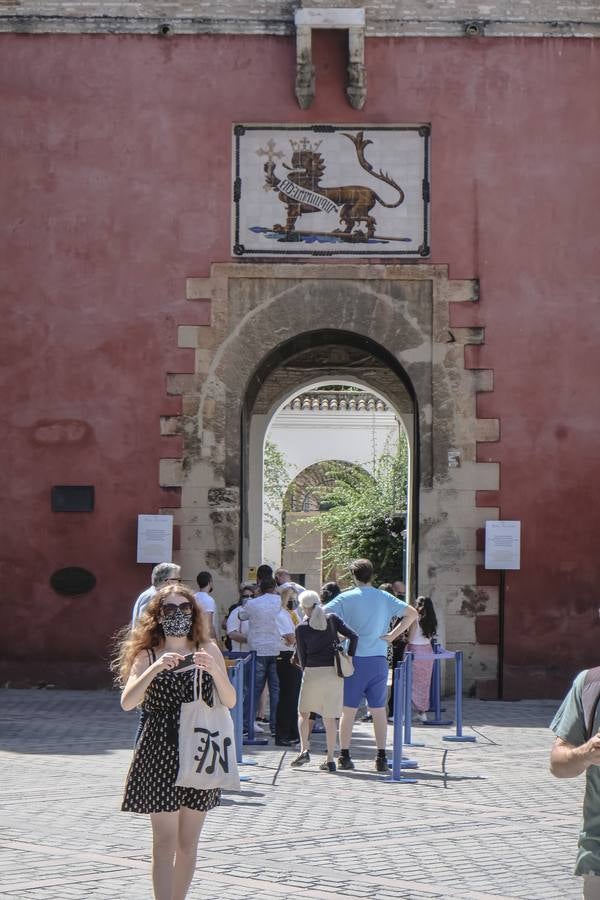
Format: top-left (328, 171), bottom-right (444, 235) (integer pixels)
top-left (254, 655), bottom-right (280, 734)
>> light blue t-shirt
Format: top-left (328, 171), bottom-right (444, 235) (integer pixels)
top-left (131, 586), bottom-right (155, 626)
top-left (325, 586), bottom-right (409, 657)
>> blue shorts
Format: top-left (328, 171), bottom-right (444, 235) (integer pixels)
top-left (343, 656), bottom-right (389, 709)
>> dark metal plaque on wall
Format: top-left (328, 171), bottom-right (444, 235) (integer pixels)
top-left (232, 124), bottom-right (430, 258)
top-left (50, 567), bottom-right (96, 596)
top-left (51, 485), bottom-right (95, 512)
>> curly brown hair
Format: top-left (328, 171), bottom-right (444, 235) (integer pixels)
top-left (112, 584), bottom-right (208, 686)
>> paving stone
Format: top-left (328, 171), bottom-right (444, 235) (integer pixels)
top-left (0, 690), bottom-right (584, 899)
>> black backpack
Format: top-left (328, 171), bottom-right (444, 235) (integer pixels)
top-left (583, 667), bottom-right (600, 740)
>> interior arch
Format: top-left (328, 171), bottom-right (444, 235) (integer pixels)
top-left (241, 329), bottom-right (419, 595)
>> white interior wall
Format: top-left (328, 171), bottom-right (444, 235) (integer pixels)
top-left (263, 404), bottom-right (409, 568)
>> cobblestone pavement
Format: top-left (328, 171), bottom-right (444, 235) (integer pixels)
top-left (0, 689), bottom-right (584, 899)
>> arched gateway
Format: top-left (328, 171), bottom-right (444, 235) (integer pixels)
top-left (160, 263), bottom-right (500, 694)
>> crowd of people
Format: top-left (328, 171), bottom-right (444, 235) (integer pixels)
top-left (113, 558), bottom-right (439, 900)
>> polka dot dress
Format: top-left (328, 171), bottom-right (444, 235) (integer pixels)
top-left (122, 667), bottom-right (221, 814)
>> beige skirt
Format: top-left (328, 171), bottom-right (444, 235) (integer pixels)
top-left (298, 665), bottom-right (344, 718)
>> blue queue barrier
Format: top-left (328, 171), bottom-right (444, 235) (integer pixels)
top-left (387, 659), bottom-right (417, 784)
top-left (224, 650), bottom-right (268, 749)
top-left (417, 643), bottom-right (453, 727)
top-left (429, 639), bottom-right (447, 713)
top-left (409, 645), bottom-right (476, 742)
top-left (402, 652), bottom-right (424, 748)
top-left (226, 659), bottom-right (252, 782)
top-left (442, 651), bottom-right (476, 743)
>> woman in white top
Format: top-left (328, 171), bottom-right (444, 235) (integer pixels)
top-left (406, 595), bottom-right (438, 723)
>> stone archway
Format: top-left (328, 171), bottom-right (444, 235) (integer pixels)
top-left (162, 263), bottom-right (500, 693)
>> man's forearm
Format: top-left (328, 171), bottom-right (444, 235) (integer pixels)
top-left (387, 607), bottom-right (418, 641)
top-left (550, 737), bottom-right (600, 777)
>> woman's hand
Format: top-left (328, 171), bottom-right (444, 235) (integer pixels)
top-left (380, 632), bottom-right (394, 643)
top-left (154, 651), bottom-right (186, 672)
top-left (193, 649), bottom-right (216, 674)
top-left (121, 650), bottom-right (184, 711)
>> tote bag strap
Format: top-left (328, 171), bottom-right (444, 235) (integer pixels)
top-left (327, 615), bottom-right (343, 677)
top-left (193, 666), bottom-right (210, 707)
top-left (193, 663), bottom-right (222, 709)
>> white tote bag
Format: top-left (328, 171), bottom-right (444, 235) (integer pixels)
top-left (175, 668), bottom-right (240, 791)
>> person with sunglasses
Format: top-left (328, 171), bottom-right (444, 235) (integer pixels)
top-left (114, 583), bottom-right (235, 900)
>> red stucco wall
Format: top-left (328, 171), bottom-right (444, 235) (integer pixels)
top-left (2, 31), bottom-right (600, 693)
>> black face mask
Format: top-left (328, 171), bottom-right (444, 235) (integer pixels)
top-left (286, 600), bottom-right (295, 610)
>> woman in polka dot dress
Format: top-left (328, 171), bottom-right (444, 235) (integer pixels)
top-left (114, 583), bottom-right (236, 900)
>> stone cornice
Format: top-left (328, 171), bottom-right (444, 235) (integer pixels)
top-left (2, 2), bottom-right (600, 37)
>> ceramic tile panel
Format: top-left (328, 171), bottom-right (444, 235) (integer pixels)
top-left (232, 124), bottom-right (430, 258)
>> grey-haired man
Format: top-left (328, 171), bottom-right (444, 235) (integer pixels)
top-left (131, 562), bottom-right (181, 625)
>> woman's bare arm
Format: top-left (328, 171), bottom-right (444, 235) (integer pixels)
top-left (121, 650), bottom-right (185, 711)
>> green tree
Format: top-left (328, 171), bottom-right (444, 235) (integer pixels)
top-left (263, 439), bottom-right (291, 533)
top-left (316, 436), bottom-right (408, 584)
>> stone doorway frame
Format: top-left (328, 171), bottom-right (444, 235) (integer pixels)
top-left (161, 262), bottom-right (500, 693)
top-left (242, 336), bottom-right (417, 594)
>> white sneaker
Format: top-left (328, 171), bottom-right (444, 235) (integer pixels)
top-left (253, 721), bottom-right (266, 734)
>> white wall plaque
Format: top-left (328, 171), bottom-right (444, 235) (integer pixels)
top-left (137, 514), bottom-right (173, 564)
top-left (232, 124), bottom-right (430, 258)
top-left (485, 520), bottom-right (521, 571)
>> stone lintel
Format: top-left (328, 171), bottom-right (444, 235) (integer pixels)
top-left (295, 9), bottom-right (365, 29)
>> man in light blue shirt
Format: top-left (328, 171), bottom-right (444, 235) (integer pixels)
top-left (131, 562), bottom-right (181, 626)
top-left (325, 558), bottom-right (417, 772)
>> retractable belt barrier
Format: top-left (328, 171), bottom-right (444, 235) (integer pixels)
top-left (226, 659), bottom-right (245, 762)
top-left (226, 659), bottom-right (252, 781)
top-left (224, 650), bottom-right (268, 746)
top-left (404, 645), bottom-right (476, 743)
top-left (387, 659), bottom-right (417, 783)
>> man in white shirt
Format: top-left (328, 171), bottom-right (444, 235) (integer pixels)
top-left (240, 576), bottom-right (290, 737)
top-left (194, 570), bottom-right (217, 639)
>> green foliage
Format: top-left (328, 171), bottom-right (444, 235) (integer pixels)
top-left (316, 436), bottom-right (408, 583)
top-left (263, 439), bottom-right (291, 533)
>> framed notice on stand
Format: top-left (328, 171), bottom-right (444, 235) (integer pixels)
top-left (137, 515), bottom-right (173, 564)
top-left (484, 520), bottom-right (521, 700)
top-left (484, 520), bottom-right (521, 571)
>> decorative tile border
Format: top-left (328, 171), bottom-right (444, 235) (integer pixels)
top-left (232, 124), bottom-right (430, 258)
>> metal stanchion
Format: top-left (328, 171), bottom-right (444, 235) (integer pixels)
top-left (419, 643), bottom-right (453, 727)
top-left (428, 639), bottom-right (447, 714)
top-left (443, 651), bottom-right (476, 743)
top-left (403, 651), bottom-right (424, 748)
top-left (387, 660), bottom-right (417, 784)
top-left (225, 650), bottom-right (268, 747)
top-left (227, 660), bottom-right (252, 781)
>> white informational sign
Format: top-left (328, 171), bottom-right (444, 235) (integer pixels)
top-left (137, 514), bottom-right (173, 564)
top-left (485, 520), bottom-right (521, 570)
